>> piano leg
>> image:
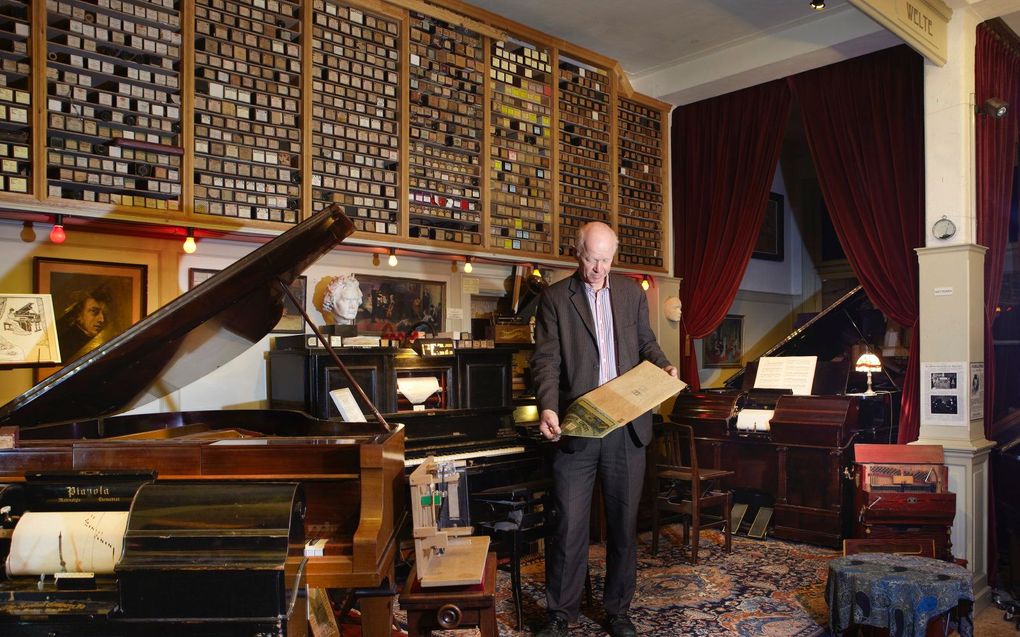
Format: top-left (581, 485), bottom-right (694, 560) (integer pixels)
top-left (359, 569), bottom-right (396, 637)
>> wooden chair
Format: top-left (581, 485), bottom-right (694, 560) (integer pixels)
top-left (650, 420), bottom-right (734, 564)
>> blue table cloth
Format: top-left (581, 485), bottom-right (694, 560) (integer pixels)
top-left (826, 553), bottom-right (974, 637)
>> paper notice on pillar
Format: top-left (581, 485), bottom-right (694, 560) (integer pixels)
top-left (920, 361), bottom-right (967, 426)
top-left (560, 361), bottom-right (686, 438)
top-left (969, 362), bottom-right (984, 421)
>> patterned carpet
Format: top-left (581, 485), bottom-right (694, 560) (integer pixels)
top-left (393, 525), bottom-right (839, 636)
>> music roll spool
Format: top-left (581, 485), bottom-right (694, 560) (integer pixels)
top-left (5, 511), bottom-right (129, 576)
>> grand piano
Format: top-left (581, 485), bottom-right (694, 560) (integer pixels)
top-left (670, 286), bottom-right (901, 548)
top-left (0, 205), bottom-right (406, 636)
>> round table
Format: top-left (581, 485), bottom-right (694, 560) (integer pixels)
top-left (826, 553), bottom-right (974, 637)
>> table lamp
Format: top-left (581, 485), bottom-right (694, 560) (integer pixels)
top-left (855, 351), bottom-right (882, 395)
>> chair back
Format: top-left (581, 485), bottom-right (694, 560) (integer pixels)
top-left (657, 420), bottom-right (699, 482)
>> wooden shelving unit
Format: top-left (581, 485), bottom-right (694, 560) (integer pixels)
top-left (557, 56), bottom-right (610, 258)
top-left (0, 0), bottom-right (31, 196)
top-left (0, 0), bottom-right (672, 272)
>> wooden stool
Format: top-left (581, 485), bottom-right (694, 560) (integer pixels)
top-left (400, 552), bottom-right (497, 637)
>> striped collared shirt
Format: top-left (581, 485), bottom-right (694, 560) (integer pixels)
top-left (583, 279), bottom-right (617, 386)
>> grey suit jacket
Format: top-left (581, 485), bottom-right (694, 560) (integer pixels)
top-left (530, 271), bottom-right (671, 446)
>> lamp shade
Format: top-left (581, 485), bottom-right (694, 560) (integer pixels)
top-left (855, 352), bottom-right (881, 373)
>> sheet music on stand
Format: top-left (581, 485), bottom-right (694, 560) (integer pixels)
top-left (753, 356), bottom-right (818, 396)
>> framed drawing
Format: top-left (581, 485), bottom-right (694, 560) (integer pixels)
top-left (0, 294), bottom-right (61, 365)
top-left (34, 257), bottom-right (147, 368)
top-left (188, 267), bottom-right (218, 290)
top-left (752, 192), bottom-right (784, 261)
top-left (273, 276), bottom-right (307, 334)
top-left (337, 274), bottom-right (444, 337)
top-left (703, 315), bottom-right (743, 368)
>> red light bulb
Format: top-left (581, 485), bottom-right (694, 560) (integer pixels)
top-left (50, 224), bottom-right (66, 244)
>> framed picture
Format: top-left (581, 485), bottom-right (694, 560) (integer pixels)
top-left (752, 192), bottom-right (784, 261)
top-left (0, 294), bottom-right (60, 365)
top-left (273, 276), bottom-right (307, 334)
top-left (34, 257), bottom-right (147, 368)
top-left (190, 268), bottom-right (306, 334)
top-left (332, 274), bottom-right (444, 337)
top-left (188, 267), bottom-right (218, 290)
top-left (703, 315), bottom-right (743, 368)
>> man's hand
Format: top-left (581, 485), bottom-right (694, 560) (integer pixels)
top-left (539, 409), bottom-right (562, 441)
top-left (664, 365), bottom-right (679, 378)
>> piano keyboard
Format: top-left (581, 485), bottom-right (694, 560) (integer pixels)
top-left (404, 445), bottom-right (526, 468)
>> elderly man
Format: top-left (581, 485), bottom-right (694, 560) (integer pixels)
top-left (531, 221), bottom-right (677, 637)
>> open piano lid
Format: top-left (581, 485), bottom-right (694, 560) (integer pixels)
top-left (0, 204), bottom-right (354, 427)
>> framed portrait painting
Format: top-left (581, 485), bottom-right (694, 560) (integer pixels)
top-left (34, 257), bottom-right (147, 368)
top-left (703, 315), bottom-right (743, 368)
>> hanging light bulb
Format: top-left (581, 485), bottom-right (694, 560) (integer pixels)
top-left (372, 252), bottom-right (380, 266)
top-left (463, 257), bottom-right (473, 273)
top-left (49, 214), bottom-right (66, 244)
top-left (182, 228), bottom-right (197, 254)
top-left (387, 248), bottom-right (398, 267)
top-left (641, 275), bottom-right (651, 291)
top-left (20, 221), bottom-right (36, 242)
top-left (531, 266), bottom-right (542, 278)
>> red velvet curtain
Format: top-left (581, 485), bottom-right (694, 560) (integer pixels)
top-left (977, 23), bottom-right (1020, 439)
top-left (672, 80), bottom-right (792, 389)
top-left (976, 21), bottom-right (1020, 589)
top-left (790, 46), bottom-right (925, 443)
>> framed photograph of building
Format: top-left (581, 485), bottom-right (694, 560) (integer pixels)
top-left (703, 315), bottom-right (743, 368)
top-left (190, 268), bottom-right (305, 334)
top-left (273, 276), bottom-right (307, 334)
top-left (34, 257), bottom-right (147, 368)
top-left (752, 192), bottom-right (784, 261)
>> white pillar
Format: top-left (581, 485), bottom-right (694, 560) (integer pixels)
top-left (916, 7), bottom-right (994, 611)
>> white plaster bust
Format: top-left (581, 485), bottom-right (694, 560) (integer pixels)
top-left (322, 274), bottom-right (363, 324)
top-left (663, 296), bottom-right (682, 323)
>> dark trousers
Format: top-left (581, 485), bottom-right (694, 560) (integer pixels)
top-left (544, 425), bottom-right (645, 622)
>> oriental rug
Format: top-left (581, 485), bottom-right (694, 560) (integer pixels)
top-left (386, 526), bottom-right (838, 636)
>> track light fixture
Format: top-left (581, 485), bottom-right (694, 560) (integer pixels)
top-left (531, 266), bottom-right (542, 278)
top-left (387, 248), bottom-right (398, 267)
top-left (977, 97), bottom-right (1008, 119)
top-left (182, 228), bottom-right (197, 254)
top-left (809, 0), bottom-right (825, 9)
top-left (49, 214), bottom-right (66, 244)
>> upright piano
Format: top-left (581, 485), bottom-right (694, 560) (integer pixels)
top-left (0, 205), bottom-right (406, 636)
top-left (671, 286), bottom-right (900, 548)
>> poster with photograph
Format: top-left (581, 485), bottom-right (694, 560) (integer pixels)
top-left (920, 361), bottom-right (967, 426)
top-left (970, 362), bottom-right (984, 421)
top-left (0, 294), bottom-right (60, 364)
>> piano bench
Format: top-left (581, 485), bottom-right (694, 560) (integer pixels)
top-left (400, 552), bottom-right (497, 637)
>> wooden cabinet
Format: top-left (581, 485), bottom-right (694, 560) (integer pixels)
top-left (268, 345), bottom-right (511, 418)
top-left (0, 0), bottom-right (670, 270)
